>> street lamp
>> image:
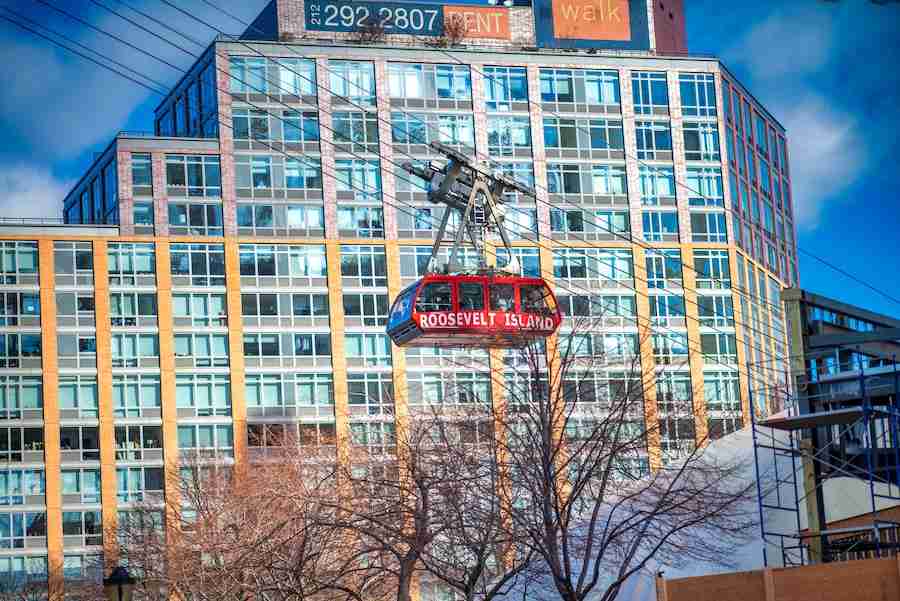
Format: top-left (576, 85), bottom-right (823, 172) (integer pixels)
top-left (103, 566), bottom-right (136, 601)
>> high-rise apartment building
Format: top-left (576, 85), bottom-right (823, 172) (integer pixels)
top-left (1, 0), bottom-right (795, 595)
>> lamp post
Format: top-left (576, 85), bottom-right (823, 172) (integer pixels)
top-left (103, 566), bottom-right (136, 601)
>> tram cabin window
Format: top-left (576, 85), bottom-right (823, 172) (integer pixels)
top-left (416, 283), bottom-right (452, 312)
top-left (521, 285), bottom-right (549, 314)
top-left (459, 283), bottom-right (484, 311)
top-left (490, 285), bottom-right (515, 311)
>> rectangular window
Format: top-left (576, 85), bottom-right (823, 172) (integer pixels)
top-left (116, 466), bottom-right (164, 503)
top-left (167, 202), bottom-right (223, 236)
top-left (701, 333), bottom-right (738, 364)
top-left (238, 244), bottom-right (327, 279)
top-left (0, 292), bottom-right (40, 326)
top-left (111, 334), bottom-right (159, 368)
top-left (284, 158), bottom-right (323, 190)
top-left (335, 159), bottom-right (382, 203)
top-left (553, 248), bottom-right (633, 285)
top-left (347, 372), bottom-right (394, 417)
top-left (683, 122), bottom-right (721, 161)
top-left (176, 374), bottom-right (231, 417)
top-left (435, 64), bottom-right (471, 100)
top-left (345, 333), bottom-right (392, 367)
top-left (652, 332), bottom-right (689, 365)
top-left (698, 295), bottom-right (735, 328)
top-left (0, 469), bottom-right (44, 505)
top-left (0, 242), bottom-right (38, 284)
top-left (483, 65), bottom-right (527, 110)
top-left (437, 114), bottom-right (474, 147)
top-left (389, 62), bottom-right (425, 98)
top-left (277, 57), bottom-right (316, 96)
top-left (172, 292), bottom-right (226, 327)
top-left (541, 68), bottom-right (619, 105)
top-left (165, 155), bottom-right (221, 197)
top-left (231, 108), bottom-right (270, 141)
top-left (487, 116), bottom-right (532, 157)
top-left (0, 427), bottom-right (43, 462)
top-left (283, 110), bottom-right (320, 142)
top-left (229, 56), bottom-right (267, 93)
top-left (649, 295), bottom-right (686, 324)
top-left (642, 211), bottom-right (679, 242)
top-left (61, 469), bottom-right (101, 504)
top-left (687, 167), bottom-right (724, 207)
top-left (588, 118), bottom-right (624, 150)
top-left (133, 202), bottom-right (154, 227)
top-left (694, 250), bottom-right (732, 289)
top-left (679, 73), bottom-right (717, 117)
top-left (60, 426), bottom-right (100, 462)
top-left (112, 374), bottom-right (161, 418)
top-left (639, 166), bottom-right (675, 205)
top-left (131, 153), bottom-right (152, 189)
top-left (645, 249), bottom-right (683, 289)
top-left (543, 117), bottom-right (578, 149)
top-left (170, 243), bottom-right (225, 287)
top-left (340, 245), bottom-right (387, 287)
top-left (632, 72), bottom-right (669, 115)
top-left (0, 376), bottom-right (42, 420)
top-left (0, 334), bottom-right (43, 367)
top-left (690, 212), bottom-right (728, 243)
top-left (705, 371), bottom-right (742, 438)
top-left (635, 121), bottom-right (672, 159)
top-left (591, 164), bottom-right (627, 196)
top-left (337, 206), bottom-right (385, 238)
top-left (547, 163), bottom-right (581, 194)
top-left (108, 243), bottom-right (154, 286)
top-left (657, 372), bottom-right (696, 459)
top-left (177, 424), bottom-right (234, 459)
top-left (333, 111), bottom-right (378, 147)
top-left (329, 60), bottom-right (376, 106)
top-left (391, 112), bottom-right (429, 145)
top-left (174, 333), bottom-right (229, 368)
top-left (58, 376), bottom-right (97, 419)
top-left (109, 292), bottom-right (157, 327)
top-left (343, 293), bottom-right (389, 326)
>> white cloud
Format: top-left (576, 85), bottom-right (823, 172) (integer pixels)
top-left (777, 94), bottom-right (867, 228)
top-left (722, 3), bottom-right (877, 231)
top-left (724, 7), bottom-right (836, 81)
top-left (0, 165), bottom-right (71, 220)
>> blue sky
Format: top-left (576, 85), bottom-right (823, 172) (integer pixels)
top-left (1, 0), bottom-right (898, 315)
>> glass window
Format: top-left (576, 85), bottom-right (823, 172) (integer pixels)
top-left (642, 211), bottom-right (679, 242)
top-left (131, 153), bottom-right (152, 188)
top-left (635, 121), bottom-right (672, 159)
top-left (683, 122), bottom-right (721, 161)
top-left (483, 65), bottom-right (527, 110)
top-left (329, 60), bottom-right (376, 106)
top-left (632, 72), bottom-right (669, 114)
top-left (165, 155), bottom-right (221, 197)
top-left (679, 73), bottom-right (717, 117)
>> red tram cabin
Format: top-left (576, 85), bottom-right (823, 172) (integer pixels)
top-left (387, 274), bottom-right (562, 349)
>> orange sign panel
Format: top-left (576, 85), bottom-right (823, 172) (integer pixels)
top-left (444, 6), bottom-right (511, 40)
top-left (551, 0), bottom-right (631, 41)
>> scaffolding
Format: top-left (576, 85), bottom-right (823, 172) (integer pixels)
top-left (751, 288), bottom-right (900, 567)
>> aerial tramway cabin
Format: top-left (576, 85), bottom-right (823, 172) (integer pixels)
top-left (387, 272), bottom-right (562, 349)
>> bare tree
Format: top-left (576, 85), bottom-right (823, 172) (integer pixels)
top-left (115, 446), bottom-right (386, 601)
top-left (493, 323), bottom-right (756, 601)
top-left (333, 402), bottom-right (532, 601)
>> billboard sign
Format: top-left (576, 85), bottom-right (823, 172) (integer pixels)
top-left (305, 0), bottom-right (514, 39)
top-left (535, 0), bottom-right (650, 50)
